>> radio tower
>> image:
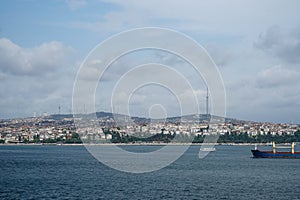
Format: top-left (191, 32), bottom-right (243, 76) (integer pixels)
top-left (206, 87), bottom-right (209, 115)
top-left (58, 105), bottom-right (61, 115)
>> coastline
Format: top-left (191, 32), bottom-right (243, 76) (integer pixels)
top-left (0, 142), bottom-right (273, 146)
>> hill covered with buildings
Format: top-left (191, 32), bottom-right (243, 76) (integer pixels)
top-left (0, 112), bottom-right (299, 144)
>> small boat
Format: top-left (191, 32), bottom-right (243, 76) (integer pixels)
top-left (201, 147), bottom-right (216, 152)
top-left (251, 142), bottom-right (300, 159)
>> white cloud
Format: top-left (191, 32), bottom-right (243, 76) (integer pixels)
top-left (64, 0), bottom-right (300, 40)
top-left (1, 0), bottom-right (300, 123)
top-left (254, 26), bottom-right (300, 64)
top-left (0, 38), bottom-right (75, 76)
top-left (66, 0), bottom-right (86, 10)
top-left (224, 64), bottom-right (300, 123)
top-left (0, 38), bottom-right (77, 118)
top-left (256, 65), bottom-right (300, 88)
top-left (205, 44), bottom-right (233, 67)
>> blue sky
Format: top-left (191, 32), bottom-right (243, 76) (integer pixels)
top-left (0, 0), bottom-right (300, 123)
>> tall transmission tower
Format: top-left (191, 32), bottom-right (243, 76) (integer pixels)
top-left (206, 87), bottom-right (209, 115)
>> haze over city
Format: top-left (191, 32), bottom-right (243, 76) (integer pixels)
top-left (0, 0), bottom-right (300, 124)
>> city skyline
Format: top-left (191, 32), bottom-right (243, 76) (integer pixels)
top-left (0, 1), bottom-right (300, 123)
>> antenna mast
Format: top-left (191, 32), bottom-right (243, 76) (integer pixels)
top-left (206, 87), bottom-right (209, 115)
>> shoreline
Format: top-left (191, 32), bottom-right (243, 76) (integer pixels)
top-left (0, 142), bottom-right (275, 146)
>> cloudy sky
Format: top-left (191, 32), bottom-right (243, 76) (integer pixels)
top-left (0, 0), bottom-right (300, 123)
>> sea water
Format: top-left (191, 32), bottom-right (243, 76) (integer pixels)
top-left (0, 145), bottom-right (299, 199)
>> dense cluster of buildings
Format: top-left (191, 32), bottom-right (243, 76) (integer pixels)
top-left (0, 114), bottom-right (299, 144)
top-left (0, 117), bottom-right (74, 143)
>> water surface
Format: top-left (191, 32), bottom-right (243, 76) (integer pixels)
top-left (0, 145), bottom-right (299, 199)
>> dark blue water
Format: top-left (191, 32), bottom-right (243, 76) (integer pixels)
top-left (0, 145), bottom-right (299, 199)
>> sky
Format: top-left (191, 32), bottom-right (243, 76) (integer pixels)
top-left (0, 0), bottom-right (300, 123)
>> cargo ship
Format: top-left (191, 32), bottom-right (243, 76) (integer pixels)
top-left (251, 142), bottom-right (300, 159)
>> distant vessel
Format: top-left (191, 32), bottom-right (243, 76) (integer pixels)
top-left (251, 142), bottom-right (300, 159)
top-left (201, 147), bottom-right (216, 152)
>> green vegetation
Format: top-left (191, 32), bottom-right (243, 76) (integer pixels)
top-left (65, 133), bottom-right (82, 144)
top-left (4, 130), bottom-right (299, 144)
top-left (110, 130), bottom-right (300, 144)
top-left (20, 133), bottom-right (83, 144)
top-left (110, 132), bottom-right (175, 143)
top-left (213, 130), bottom-right (300, 143)
top-left (33, 134), bottom-right (40, 143)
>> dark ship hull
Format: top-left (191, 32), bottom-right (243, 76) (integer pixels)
top-left (251, 149), bottom-right (300, 159)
